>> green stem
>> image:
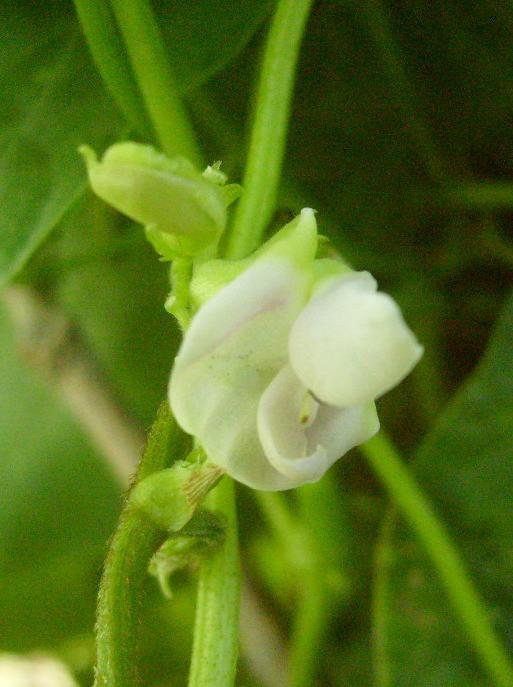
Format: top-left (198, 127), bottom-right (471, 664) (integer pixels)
top-left (288, 483), bottom-right (334, 687)
top-left (94, 403), bottom-right (188, 687)
top-left (225, 0), bottom-right (314, 260)
top-left (288, 580), bottom-right (327, 687)
top-left (109, 0), bottom-right (201, 163)
top-left (362, 433), bottom-right (513, 687)
top-left (73, 0), bottom-right (151, 136)
top-left (188, 478), bottom-right (240, 687)
top-left (257, 490), bottom-right (325, 687)
top-left (88, 4), bottom-right (240, 683)
top-left (371, 506), bottom-right (396, 687)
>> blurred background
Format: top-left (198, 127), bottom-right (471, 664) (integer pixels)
top-left (1, 1), bottom-right (513, 685)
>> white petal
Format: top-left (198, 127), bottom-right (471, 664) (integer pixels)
top-left (289, 271), bottom-right (423, 407)
top-left (257, 365), bottom-right (380, 486)
top-left (169, 257), bottom-right (310, 490)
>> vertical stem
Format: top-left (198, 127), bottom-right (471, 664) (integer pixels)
top-left (188, 478), bottom-right (240, 687)
top-left (109, 0), bottom-right (201, 163)
top-left (226, 0), bottom-right (314, 260)
top-left (362, 433), bottom-right (513, 687)
top-left (288, 585), bottom-right (327, 687)
top-left (73, 0), bottom-right (151, 136)
top-left (288, 477), bottom-right (350, 687)
top-left (95, 404), bottom-right (187, 687)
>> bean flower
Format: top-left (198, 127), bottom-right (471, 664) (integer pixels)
top-left (169, 209), bottom-right (423, 490)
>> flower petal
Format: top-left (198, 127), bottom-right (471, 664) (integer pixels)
top-left (288, 271), bottom-right (423, 407)
top-left (169, 256), bottom-right (311, 490)
top-left (257, 365), bottom-right (380, 485)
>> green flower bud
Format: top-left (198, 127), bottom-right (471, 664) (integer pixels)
top-left (79, 142), bottom-right (227, 258)
top-left (131, 459), bottom-right (224, 532)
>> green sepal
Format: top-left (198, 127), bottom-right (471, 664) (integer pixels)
top-left (131, 455), bottom-right (224, 532)
top-left (311, 258), bottom-right (352, 295)
top-left (219, 183), bottom-right (243, 207)
top-left (189, 208), bottom-right (318, 309)
top-left (189, 257), bottom-right (251, 310)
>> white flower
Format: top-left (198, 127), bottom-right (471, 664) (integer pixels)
top-left (169, 209), bottom-right (423, 490)
top-left (0, 653), bottom-right (78, 687)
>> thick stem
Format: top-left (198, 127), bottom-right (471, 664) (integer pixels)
top-left (94, 403), bottom-right (188, 687)
top-left (188, 478), bottom-right (240, 687)
top-left (362, 433), bottom-right (513, 687)
top-left (226, 0), bottom-right (314, 260)
top-left (109, 0), bottom-right (201, 163)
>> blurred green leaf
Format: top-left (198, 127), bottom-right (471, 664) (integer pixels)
top-left (0, 304), bottom-right (120, 649)
top-left (0, 0), bottom-right (273, 288)
top-left (379, 290), bottom-right (513, 686)
top-left (157, 0), bottom-right (273, 94)
top-left (0, 5), bottom-right (123, 287)
top-left (49, 196), bottom-right (178, 427)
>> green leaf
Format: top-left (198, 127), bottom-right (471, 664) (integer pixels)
top-left (156, 0), bottom-right (274, 94)
top-left (0, 6), bottom-right (123, 287)
top-left (0, 303), bottom-right (120, 649)
top-left (378, 291), bottom-right (513, 686)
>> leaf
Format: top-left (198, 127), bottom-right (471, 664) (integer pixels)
top-left (0, 5), bottom-right (123, 287)
top-left (0, 303), bottom-right (120, 649)
top-left (156, 0), bottom-right (274, 94)
top-left (379, 291), bottom-right (513, 685)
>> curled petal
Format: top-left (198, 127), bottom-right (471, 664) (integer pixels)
top-left (169, 257), bottom-right (311, 490)
top-left (289, 271), bottom-right (423, 407)
top-left (257, 365), bottom-right (379, 486)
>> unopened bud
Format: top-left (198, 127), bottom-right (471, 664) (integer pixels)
top-left (131, 459), bottom-right (224, 532)
top-left (79, 142), bottom-right (227, 257)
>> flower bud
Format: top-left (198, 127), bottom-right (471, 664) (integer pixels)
top-left (79, 142), bottom-right (227, 257)
top-left (131, 459), bottom-right (224, 532)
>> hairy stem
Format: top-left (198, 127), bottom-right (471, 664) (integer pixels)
top-left (226, 0), bottom-right (314, 259)
top-left (362, 433), bottom-right (513, 687)
top-left (95, 403), bottom-right (187, 687)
